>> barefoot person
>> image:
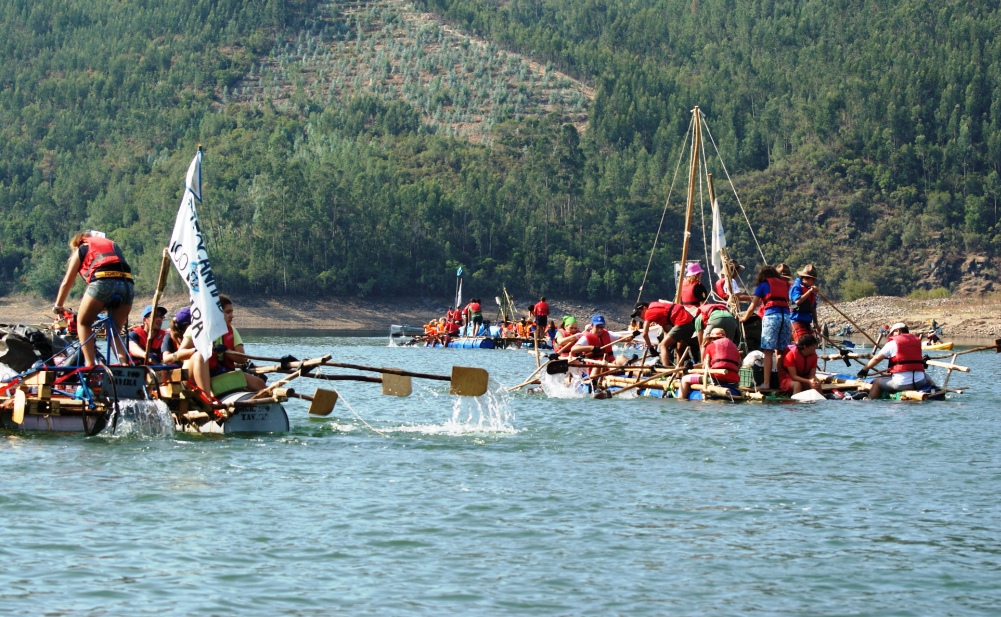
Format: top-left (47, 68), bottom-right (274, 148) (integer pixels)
top-left (52, 231), bottom-right (134, 366)
top-left (182, 295), bottom-right (266, 396)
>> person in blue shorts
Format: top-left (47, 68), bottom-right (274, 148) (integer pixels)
top-left (740, 265), bottom-right (791, 388)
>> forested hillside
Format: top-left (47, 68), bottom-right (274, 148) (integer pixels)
top-left (2, 0), bottom-right (999, 303)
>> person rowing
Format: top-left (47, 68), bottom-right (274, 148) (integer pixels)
top-left (570, 314), bottom-right (635, 377)
top-left (634, 300), bottom-right (695, 368)
top-left (678, 327), bottom-right (741, 399)
top-left (856, 322), bottom-right (934, 399)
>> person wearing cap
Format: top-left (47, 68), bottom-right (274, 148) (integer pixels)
top-left (856, 322), bottom-right (931, 399)
top-left (779, 333), bottom-right (822, 395)
top-left (571, 314), bottom-right (635, 375)
top-left (161, 307), bottom-right (195, 366)
top-left (679, 327), bottom-right (741, 399)
top-left (741, 265), bottom-right (791, 388)
top-left (680, 263), bottom-right (709, 307)
top-left (635, 300), bottom-right (696, 367)
top-left (790, 265), bottom-right (820, 343)
top-left (127, 304), bottom-right (169, 364)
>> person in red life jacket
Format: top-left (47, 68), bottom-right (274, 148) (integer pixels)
top-left (789, 264), bottom-right (820, 343)
top-left (570, 314), bottom-right (634, 376)
top-left (554, 317), bottom-right (582, 358)
top-left (464, 298), bottom-right (482, 335)
top-left (161, 307), bottom-right (195, 366)
top-left (693, 302), bottom-right (738, 346)
top-left (740, 265), bottom-right (791, 388)
top-left (183, 294), bottom-right (266, 397)
top-left (635, 300), bottom-right (696, 368)
top-left (680, 263), bottom-right (709, 307)
top-left (779, 333), bottom-right (822, 395)
top-left (679, 328), bottom-right (741, 399)
top-left (857, 322), bottom-right (932, 399)
top-left (127, 304), bottom-right (169, 364)
top-left (53, 231), bottom-right (135, 366)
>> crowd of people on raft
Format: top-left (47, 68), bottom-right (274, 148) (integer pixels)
top-left (542, 261), bottom-right (936, 400)
top-left (420, 296), bottom-right (559, 348)
top-left (51, 230), bottom-right (262, 400)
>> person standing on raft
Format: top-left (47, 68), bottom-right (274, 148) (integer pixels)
top-left (52, 231), bottom-right (134, 366)
top-left (789, 265), bottom-right (820, 342)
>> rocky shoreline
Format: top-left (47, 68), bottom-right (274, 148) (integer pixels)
top-left (0, 292), bottom-right (996, 340)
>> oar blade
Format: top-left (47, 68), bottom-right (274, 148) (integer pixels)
top-left (307, 389), bottom-right (339, 416)
top-left (546, 359), bottom-right (569, 374)
top-left (450, 366), bottom-right (489, 396)
top-left (12, 388), bottom-right (26, 424)
top-left (382, 373), bottom-right (412, 397)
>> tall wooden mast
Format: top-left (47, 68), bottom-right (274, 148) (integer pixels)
top-left (674, 106), bottom-right (701, 304)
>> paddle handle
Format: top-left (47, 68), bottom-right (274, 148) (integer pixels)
top-left (815, 289), bottom-right (878, 347)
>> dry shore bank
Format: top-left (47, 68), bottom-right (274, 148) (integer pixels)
top-left (0, 293), bottom-right (997, 339)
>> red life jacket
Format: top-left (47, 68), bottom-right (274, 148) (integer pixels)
top-left (129, 325), bottom-right (167, 358)
top-left (581, 330), bottom-right (613, 362)
top-left (791, 279), bottom-right (817, 315)
top-left (79, 236), bottom-right (127, 283)
top-left (714, 278), bottom-right (729, 300)
top-left (697, 303), bottom-right (731, 323)
top-left (780, 344), bottom-right (818, 382)
top-left (645, 301), bottom-right (692, 327)
top-left (762, 277), bottom-right (790, 310)
top-left (706, 337), bottom-right (741, 383)
top-left (467, 302), bottom-right (481, 316)
top-left (680, 281), bottom-right (702, 306)
top-left (888, 333), bottom-right (924, 373)
top-left (207, 325), bottom-right (237, 371)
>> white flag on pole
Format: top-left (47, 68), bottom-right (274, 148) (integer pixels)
top-left (711, 196), bottom-right (727, 276)
top-left (168, 149), bottom-right (227, 360)
top-left (455, 279), bottom-right (462, 308)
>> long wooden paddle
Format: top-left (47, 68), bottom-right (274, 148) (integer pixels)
top-left (607, 367), bottom-right (685, 397)
top-left (237, 352), bottom-right (489, 396)
top-left (815, 289), bottom-right (879, 347)
top-left (508, 360), bottom-right (554, 391)
top-left (929, 338), bottom-right (1001, 359)
top-left (288, 389), bottom-right (340, 415)
top-left (143, 248), bottom-right (172, 364)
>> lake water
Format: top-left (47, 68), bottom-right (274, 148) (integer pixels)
top-left (3, 335), bottom-right (1000, 615)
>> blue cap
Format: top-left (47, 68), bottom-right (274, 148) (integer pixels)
top-left (591, 314), bottom-right (606, 326)
top-left (141, 304), bottom-right (168, 319)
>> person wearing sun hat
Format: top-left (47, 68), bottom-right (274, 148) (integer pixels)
top-left (679, 327), bottom-right (741, 399)
top-left (856, 322), bottom-right (931, 399)
top-left (127, 304), bottom-right (168, 363)
top-left (790, 264), bottom-right (820, 342)
top-left (680, 262), bottom-right (709, 307)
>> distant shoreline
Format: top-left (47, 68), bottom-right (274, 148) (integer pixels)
top-left (1, 292), bottom-right (997, 340)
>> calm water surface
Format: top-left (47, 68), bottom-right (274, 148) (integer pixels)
top-left (2, 336), bottom-right (1000, 615)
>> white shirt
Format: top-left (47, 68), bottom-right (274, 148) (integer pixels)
top-left (878, 340), bottom-right (925, 385)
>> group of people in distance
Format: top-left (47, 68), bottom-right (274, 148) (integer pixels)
top-left (422, 296), bottom-right (559, 347)
top-left (51, 230), bottom-right (262, 400)
top-left (552, 260), bottom-right (933, 399)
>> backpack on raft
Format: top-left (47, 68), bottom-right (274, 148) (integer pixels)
top-left (0, 324), bottom-right (69, 372)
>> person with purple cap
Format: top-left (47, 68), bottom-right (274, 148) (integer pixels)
top-left (680, 262), bottom-right (708, 307)
top-left (161, 306), bottom-right (194, 366)
top-left (127, 304), bottom-right (168, 363)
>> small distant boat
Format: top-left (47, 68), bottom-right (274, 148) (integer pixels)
top-left (922, 341), bottom-right (954, 351)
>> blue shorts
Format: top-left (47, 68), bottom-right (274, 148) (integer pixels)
top-left (759, 313), bottom-right (791, 351)
top-left (85, 278), bottom-right (134, 308)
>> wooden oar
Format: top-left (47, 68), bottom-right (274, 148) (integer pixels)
top-left (508, 360), bottom-right (554, 391)
top-left (288, 389), bottom-right (340, 415)
top-left (143, 248), bottom-right (172, 364)
top-left (238, 352), bottom-right (488, 396)
top-left (607, 367), bottom-right (685, 397)
top-left (929, 338), bottom-right (1001, 359)
top-left (815, 289), bottom-right (878, 347)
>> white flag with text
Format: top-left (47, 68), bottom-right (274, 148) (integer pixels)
top-left (168, 150), bottom-right (227, 360)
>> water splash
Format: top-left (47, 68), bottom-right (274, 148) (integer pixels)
top-left (443, 380), bottom-right (516, 434)
top-left (101, 399), bottom-right (175, 439)
top-left (540, 370), bottom-right (590, 399)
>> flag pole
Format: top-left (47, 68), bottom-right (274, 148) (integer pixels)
top-left (143, 248), bottom-right (173, 363)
